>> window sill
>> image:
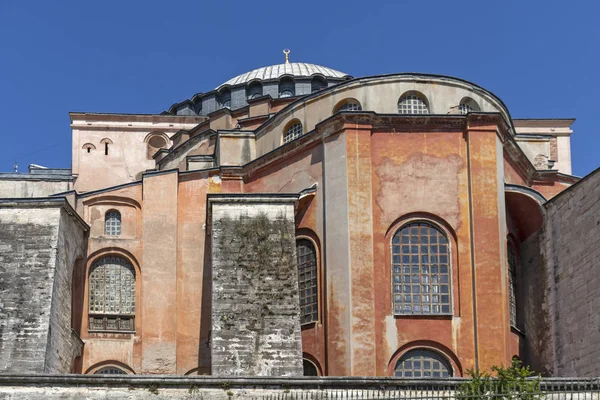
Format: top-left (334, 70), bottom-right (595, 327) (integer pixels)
top-left (88, 330), bottom-right (136, 335)
top-left (393, 313), bottom-right (453, 319)
top-left (300, 321), bottom-right (319, 329)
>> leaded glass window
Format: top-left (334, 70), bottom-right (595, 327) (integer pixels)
top-left (337, 101), bottom-right (362, 112)
top-left (284, 121), bottom-right (303, 143)
top-left (398, 94), bottom-right (429, 114)
top-left (508, 242), bottom-right (518, 327)
top-left (394, 349), bottom-right (452, 378)
top-left (94, 367), bottom-right (127, 375)
top-left (392, 222), bottom-right (451, 315)
top-left (105, 210), bottom-right (121, 236)
top-left (89, 256), bottom-right (135, 332)
top-left (297, 239), bottom-right (318, 324)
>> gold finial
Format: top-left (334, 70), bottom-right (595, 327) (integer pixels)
top-left (283, 49), bottom-right (290, 64)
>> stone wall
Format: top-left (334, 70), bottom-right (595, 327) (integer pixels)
top-left (522, 168), bottom-right (600, 376)
top-left (0, 375), bottom-right (596, 400)
top-left (0, 176), bottom-right (72, 198)
top-left (209, 196), bottom-right (303, 376)
top-left (0, 199), bottom-right (88, 373)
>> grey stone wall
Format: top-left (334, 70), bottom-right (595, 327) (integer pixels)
top-left (0, 375), bottom-right (596, 400)
top-left (210, 198), bottom-right (303, 376)
top-left (0, 200), bottom-right (87, 373)
top-left (522, 168), bottom-right (600, 376)
top-left (0, 177), bottom-right (72, 198)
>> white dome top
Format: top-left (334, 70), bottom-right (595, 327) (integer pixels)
top-left (216, 62), bottom-right (349, 89)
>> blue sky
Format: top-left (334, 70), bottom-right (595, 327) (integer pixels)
top-left (0, 1), bottom-right (598, 176)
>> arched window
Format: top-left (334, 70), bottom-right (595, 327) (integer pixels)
top-left (283, 120), bottom-right (303, 144)
top-left (105, 210), bottom-right (121, 236)
top-left (334, 99), bottom-right (362, 113)
top-left (392, 221), bottom-right (451, 315)
top-left (246, 82), bottom-right (263, 99)
top-left (100, 138), bottom-right (113, 156)
top-left (220, 89), bottom-right (231, 109)
top-left (82, 143), bottom-right (96, 154)
top-left (94, 366), bottom-right (127, 375)
top-left (458, 97), bottom-right (480, 114)
top-left (507, 241), bottom-right (518, 328)
top-left (311, 76), bottom-right (327, 93)
top-left (303, 359), bottom-right (319, 376)
top-left (394, 349), bottom-right (452, 378)
top-left (398, 92), bottom-right (429, 114)
top-left (88, 256), bottom-right (136, 332)
top-left (279, 77), bottom-right (295, 98)
top-left (297, 239), bottom-right (318, 324)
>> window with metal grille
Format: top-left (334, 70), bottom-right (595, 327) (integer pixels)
top-left (459, 103), bottom-right (474, 114)
top-left (94, 366), bottom-right (127, 375)
top-left (105, 210), bottom-right (121, 236)
top-left (392, 221), bottom-right (451, 315)
top-left (508, 242), bottom-right (518, 327)
top-left (394, 349), bottom-right (452, 378)
top-left (284, 121), bottom-right (303, 143)
top-left (88, 256), bottom-right (135, 332)
top-left (398, 94), bottom-right (429, 114)
top-left (297, 239), bottom-right (318, 324)
top-left (303, 359), bottom-right (319, 376)
top-left (336, 100), bottom-right (362, 112)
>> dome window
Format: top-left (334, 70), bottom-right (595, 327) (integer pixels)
top-left (246, 82), bottom-right (263, 100)
top-left (279, 78), bottom-right (295, 98)
top-left (311, 76), bottom-right (327, 93)
top-left (219, 89), bottom-right (231, 109)
top-left (458, 97), bottom-right (480, 114)
top-left (398, 92), bottom-right (429, 115)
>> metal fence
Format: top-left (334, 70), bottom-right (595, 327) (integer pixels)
top-left (259, 379), bottom-right (600, 400)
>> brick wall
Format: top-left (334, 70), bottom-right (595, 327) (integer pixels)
top-left (210, 198), bottom-right (303, 376)
top-left (522, 168), bottom-right (600, 376)
top-left (0, 200), bottom-right (87, 373)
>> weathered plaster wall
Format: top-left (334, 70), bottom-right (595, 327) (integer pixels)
top-left (0, 178), bottom-right (72, 198)
top-left (210, 200), bottom-right (303, 376)
top-left (0, 202), bottom-right (87, 373)
top-left (522, 168), bottom-right (600, 377)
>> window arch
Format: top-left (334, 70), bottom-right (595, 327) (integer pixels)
top-left (392, 221), bottom-right (451, 315)
top-left (458, 97), bottom-right (480, 114)
top-left (394, 349), bottom-right (452, 378)
top-left (398, 92), bottom-right (429, 114)
top-left (283, 120), bottom-right (303, 144)
top-left (297, 239), bottom-right (318, 324)
top-left (94, 366), bottom-right (127, 375)
top-left (105, 210), bottom-right (121, 236)
top-left (246, 81), bottom-right (263, 99)
top-left (334, 99), bottom-right (362, 113)
top-left (100, 138), bottom-right (113, 156)
top-left (303, 359), bottom-right (319, 376)
top-left (82, 143), bottom-right (96, 153)
top-left (88, 256), bottom-right (136, 332)
top-left (279, 77), bottom-right (295, 98)
top-left (146, 133), bottom-right (168, 159)
top-left (507, 239), bottom-right (518, 328)
top-left (311, 76), bottom-right (327, 93)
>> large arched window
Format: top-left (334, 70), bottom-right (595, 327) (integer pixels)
top-left (88, 256), bottom-right (136, 332)
top-left (105, 210), bottom-right (121, 237)
top-left (283, 120), bottom-right (303, 144)
top-left (303, 359), bottom-right (319, 376)
top-left (507, 241), bottom-right (518, 328)
top-left (146, 133), bottom-right (168, 159)
top-left (334, 99), bottom-right (362, 113)
top-left (398, 92), bottom-right (429, 114)
top-left (392, 221), bottom-right (451, 315)
top-left (297, 239), bottom-right (318, 324)
top-left (94, 366), bottom-right (127, 375)
top-left (394, 349), bottom-right (452, 378)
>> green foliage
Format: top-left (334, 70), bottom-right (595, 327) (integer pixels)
top-left (457, 359), bottom-right (541, 400)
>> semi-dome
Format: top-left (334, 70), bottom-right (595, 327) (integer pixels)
top-left (216, 62), bottom-right (350, 89)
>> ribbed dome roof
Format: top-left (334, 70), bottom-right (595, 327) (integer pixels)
top-left (216, 62), bottom-right (350, 89)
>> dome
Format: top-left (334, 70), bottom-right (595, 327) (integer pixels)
top-left (216, 62), bottom-right (350, 89)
